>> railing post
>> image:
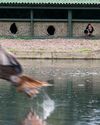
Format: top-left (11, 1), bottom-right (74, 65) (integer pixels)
top-left (30, 9), bottom-right (34, 37)
top-left (68, 10), bottom-right (73, 38)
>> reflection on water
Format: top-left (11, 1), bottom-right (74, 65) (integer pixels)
top-left (21, 108), bottom-right (46, 125)
top-left (0, 60), bottom-right (100, 125)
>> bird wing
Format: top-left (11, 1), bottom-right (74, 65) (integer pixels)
top-left (16, 75), bottom-right (51, 97)
top-left (0, 46), bottom-right (22, 81)
top-left (0, 46), bottom-right (51, 97)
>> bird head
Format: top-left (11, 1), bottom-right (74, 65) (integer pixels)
top-left (10, 75), bottom-right (21, 86)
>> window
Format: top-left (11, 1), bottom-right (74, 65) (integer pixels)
top-left (47, 25), bottom-right (55, 35)
top-left (73, 10), bottom-right (100, 19)
top-left (0, 9), bottom-right (30, 19)
top-left (10, 23), bottom-right (17, 34)
top-left (34, 9), bottom-right (68, 19)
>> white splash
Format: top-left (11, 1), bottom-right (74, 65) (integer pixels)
top-left (42, 94), bottom-right (55, 120)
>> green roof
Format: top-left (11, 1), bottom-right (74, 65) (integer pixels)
top-left (0, 0), bottom-right (100, 5)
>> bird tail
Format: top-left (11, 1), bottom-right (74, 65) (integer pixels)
top-left (16, 75), bottom-right (52, 97)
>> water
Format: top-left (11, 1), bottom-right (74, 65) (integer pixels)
top-left (0, 60), bottom-right (100, 125)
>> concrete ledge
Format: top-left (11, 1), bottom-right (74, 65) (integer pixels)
top-left (0, 38), bottom-right (100, 59)
top-left (12, 51), bottom-right (100, 59)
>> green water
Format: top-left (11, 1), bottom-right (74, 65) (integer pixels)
top-left (0, 60), bottom-right (100, 125)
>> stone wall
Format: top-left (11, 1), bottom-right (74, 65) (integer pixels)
top-left (0, 22), bottom-right (68, 37)
top-left (0, 21), bottom-right (99, 37)
top-left (73, 22), bottom-right (100, 37)
top-left (0, 22), bottom-right (31, 36)
top-left (34, 22), bottom-right (67, 37)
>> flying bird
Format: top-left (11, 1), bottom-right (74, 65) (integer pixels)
top-left (0, 45), bottom-right (50, 97)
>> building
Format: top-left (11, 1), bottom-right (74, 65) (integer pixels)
top-left (0, 0), bottom-right (100, 38)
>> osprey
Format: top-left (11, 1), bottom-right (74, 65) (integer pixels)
top-left (0, 46), bottom-right (50, 97)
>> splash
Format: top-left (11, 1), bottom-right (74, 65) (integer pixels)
top-left (42, 91), bottom-right (55, 120)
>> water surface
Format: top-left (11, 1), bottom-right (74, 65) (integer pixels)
top-left (0, 60), bottom-right (100, 125)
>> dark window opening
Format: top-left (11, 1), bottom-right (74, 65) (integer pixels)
top-left (10, 23), bottom-right (17, 34)
top-left (73, 10), bottom-right (100, 19)
top-left (34, 9), bottom-right (68, 19)
top-left (47, 25), bottom-right (55, 35)
top-left (0, 9), bottom-right (30, 19)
